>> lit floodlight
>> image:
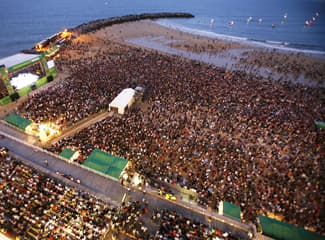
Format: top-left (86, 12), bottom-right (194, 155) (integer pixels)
top-left (38, 122), bottom-right (61, 143)
top-left (0, 233), bottom-right (11, 240)
top-left (133, 174), bottom-right (142, 186)
top-left (26, 122), bottom-right (61, 143)
top-left (122, 172), bottom-right (128, 180)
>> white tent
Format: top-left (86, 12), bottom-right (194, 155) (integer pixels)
top-left (109, 88), bottom-right (136, 114)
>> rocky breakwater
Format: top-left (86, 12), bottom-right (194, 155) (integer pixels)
top-left (71, 12), bottom-right (194, 34)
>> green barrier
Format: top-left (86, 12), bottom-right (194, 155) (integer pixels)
top-left (18, 85), bottom-right (32, 97)
top-left (0, 96), bottom-right (12, 106)
top-left (48, 67), bottom-right (57, 76)
top-left (0, 66), bottom-right (6, 75)
top-left (259, 215), bottom-right (324, 240)
top-left (35, 76), bottom-right (48, 88)
top-left (223, 201), bottom-right (241, 220)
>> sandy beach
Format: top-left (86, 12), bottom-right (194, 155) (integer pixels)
top-left (90, 20), bottom-right (325, 87)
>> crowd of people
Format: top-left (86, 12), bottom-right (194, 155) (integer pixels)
top-left (167, 34), bottom-right (325, 85)
top-left (9, 62), bottom-right (45, 80)
top-left (0, 147), bottom-right (236, 239)
top-left (15, 34), bottom-right (325, 235)
top-left (241, 49), bottom-right (325, 84)
top-left (168, 33), bottom-right (325, 87)
top-left (15, 41), bottom-right (119, 126)
top-left (0, 147), bottom-right (112, 239)
top-left (151, 209), bottom-right (237, 239)
top-left (0, 79), bottom-right (8, 100)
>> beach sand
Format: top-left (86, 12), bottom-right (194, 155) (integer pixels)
top-left (2, 19), bottom-right (324, 116)
top-left (86, 20), bottom-right (325, 87)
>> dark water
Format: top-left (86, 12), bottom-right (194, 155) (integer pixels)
top-left (0, 0), bottom-right (324, 58)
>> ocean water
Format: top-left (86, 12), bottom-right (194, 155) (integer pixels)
top-left (0, 0), bottom-right (324, 58)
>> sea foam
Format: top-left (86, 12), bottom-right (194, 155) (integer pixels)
top-left (155, 19), bottom-right (325, 56)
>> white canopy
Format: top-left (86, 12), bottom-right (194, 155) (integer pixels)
top-left (109, 88), bottom-right (136, 114)
top-left (0, 53), bottom-right (40, 68)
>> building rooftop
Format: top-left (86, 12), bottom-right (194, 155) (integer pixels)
top-left (0, 53), bottom-right (40, 68)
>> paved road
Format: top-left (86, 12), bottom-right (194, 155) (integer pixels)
top-left (48, 111), bottom-right (112, 145)
top-left (0, 124), bottom-right (272, 239)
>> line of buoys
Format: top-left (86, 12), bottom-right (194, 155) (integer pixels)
top-left (210, 11), bottom-right (320, 29)
top-left (304, 11), bottom-right (320, 27)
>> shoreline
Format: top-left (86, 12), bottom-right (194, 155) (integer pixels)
top-left (155, 19), bottom-right (325, 57)
top-left (91, 19), bottom-right (325, 88)
top-left (18, 13), bottom-right (325, 86)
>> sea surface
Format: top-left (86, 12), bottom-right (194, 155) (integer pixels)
top-left (0, 0), bottom-right (324, 58)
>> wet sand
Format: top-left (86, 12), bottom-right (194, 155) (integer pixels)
top-left (93, 20), bottom-right (325, 88)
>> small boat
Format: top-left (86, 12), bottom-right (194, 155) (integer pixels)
top-left (229, 20), bottom-right (235, 27)
top-left (304, 20), bottom-right (313, 27)
top-left (281, 13), bottom-right (287, 24)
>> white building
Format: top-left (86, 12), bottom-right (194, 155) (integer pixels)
top-left (109, 88), bottom-right (136, 115)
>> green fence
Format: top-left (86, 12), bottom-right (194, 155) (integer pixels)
top-left (259, 215), bottom-right (324, 240)
top-left (0, 96), bottom-right (11, 105)
top-left (35, 76), bottom-right (48, 88)
top-left (48, 67), bottom-right (57, 77)
top-left (18, 85), bottom-right (32, 97)
top-left (223, 201), bottom-right (241, 220)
